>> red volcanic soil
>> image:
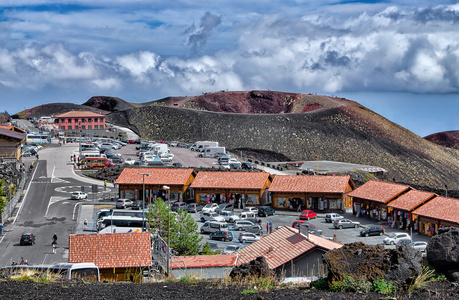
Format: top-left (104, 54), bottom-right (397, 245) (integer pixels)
top-left (425, 131), bottom-right (459, 150)
top-left (159, 90), bottom-right (354, 114)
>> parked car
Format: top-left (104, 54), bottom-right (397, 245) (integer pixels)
top-left (238, 232), bottom-right (261, 243)
top-left (200, 221), bottom-right (229, 234)
top-left (410, 241), bottom-right (428, 252)
top-left (223, 245), bottom-right (241, 255)
top-left (130, 201), bottom-right (140, 210)
top-left (299, 210), bottom-right (317, 220)
top-left (396, 238), bottom-right (413, 246)
top-left (215, 203), bottom-right (233, 214)
top-left (291, 220), bottom-right (322, 235)
top-left (360, 225), bottom-right (385, 237)
top-left (209, 231), bottom-right (233, 242)
top-left (116, 199), bottom-right (133, 209)
top-left (229, 162), bottom-right (241, 169)
top-left (239, 212), bottom-right (258, 224)
top-left (333, 219), bottom-right (360, 229)
top-left (202, 203), bottom-right (219, 213)
top-left (243, 207), bottom-right (259, 215)
top-left (171, 202), bottom-right (187, 212)
top-left (124, 158), bottom-right (136, 165)
top-left (71, 191), bottom-right (88, 200)
top-left (325, 213), bottom-right (344, 223)
top-left (187, 203), bottom-right (203, 213)
top-left (20, 233), bottom-right (36, 246)
top-left (219, 211), bottom-right (240, 223)
top-left (200, 212), bottom-right (226, 223)
top-left (241, 162), bottom-right (255, 170)
top-left (172, 162), bottom-right (183, 167)
top-left (257, 206), bottom-right (275, 217)
top-left (383, 233), bottom-right (412, 245)
top-left (231, 220), bottom-right (256, 231)
top-left (219, 163), bottom-right (230, 170)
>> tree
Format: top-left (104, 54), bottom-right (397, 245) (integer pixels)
top-left (0, 180), bottom-right (7, 214)
top-left (148, 199), bottom-right (202, 256)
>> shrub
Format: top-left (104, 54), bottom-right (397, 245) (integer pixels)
top-left (372, 278), bottom-right (395, 294)
top-left (311, 277), bottom-right (328, 290)
top-left (329, 275), bottom-right (371, 293)
top-left (409, 266), bottom-right (435, 291)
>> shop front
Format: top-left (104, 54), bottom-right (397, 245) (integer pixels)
top-left (352, 199), bottom-right (388, 221)
top-left (412, 196), bottom-right (459, 236)
top-left (195, 188), bottom-right (266, 207)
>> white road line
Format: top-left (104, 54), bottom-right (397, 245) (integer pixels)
top-left (73, 203), bottom-right (81, 221)
top-left (51, 166), bottom-right (55, 183)
top-left (13, 162), bottom-right (39, 225)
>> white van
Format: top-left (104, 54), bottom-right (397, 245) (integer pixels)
top-left (198, 146), bottom-right (226, 158)
top-left (191, 141), bottom-right (219, 151)
top-left (200, 221), bottom-right (229, 234)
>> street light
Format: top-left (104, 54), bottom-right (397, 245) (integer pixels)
top-left (139, 173), bottom-right (150, 231)
top-left (163, 185), bottom-right (171, 277)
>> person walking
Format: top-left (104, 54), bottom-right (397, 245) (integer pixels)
top-left (269, 221), bottom-right (273, 233)
top-left (84, 219), bottom-right (88, 230)
top-left (104, 180), bottom-right (107, 191)
top-left (52, 240), bottom-right (57, 254)
top-left (266, 222), bottom-right (269, 233)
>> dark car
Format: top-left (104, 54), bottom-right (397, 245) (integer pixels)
top-left (131, 201), bottom-right (140, 210)
top-left (241, 162), bottom-right (255, 170)
top-left (171, 202), bottom-right (187, 212)
top-left (172, 162), bottom-right (183, 167)
top-left (360, 225), bottom-right (385, 237)
top-left (258, 206), bottom-right (275, 217)
top-left (209, 231), bottom-right (233, 242)
top-left (20, 233), bottom-right (36, 246)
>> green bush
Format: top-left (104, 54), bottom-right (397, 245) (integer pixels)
top-left (372, 278), bottom-right (395, 294)
top-left (311, 277), bottom-right (329, 290)
top-left (329, 276), bottom-right (371, 293)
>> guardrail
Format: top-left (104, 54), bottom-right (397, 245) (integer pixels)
top-left (1, 169), bottom-right (27, 226)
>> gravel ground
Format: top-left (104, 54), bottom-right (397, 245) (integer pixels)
top-left (1, 280), bottom-right (458, 300)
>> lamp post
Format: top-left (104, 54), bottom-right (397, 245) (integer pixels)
top-left (445, 185), bottom-right (448, 198)
top-left (163, 185), bottom-right (170, 277)
top-left (139, 173), bottom-right (150, 231)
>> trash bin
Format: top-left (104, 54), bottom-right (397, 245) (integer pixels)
top-left (0, 224), bottom-right (4, 235)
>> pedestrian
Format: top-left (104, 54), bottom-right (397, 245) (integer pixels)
top-left (36, 154), bottom-right (39, 160)
top-left (266, 222), bottom-right (269, 233)
top-left (104, 180), bottom-right (107, 191)
top-left (84, 219), bottom-right (88, 230)
top-left (52, 240), bottom-right (57, 254)
top-left (269, 221), bottom-right (273, 233)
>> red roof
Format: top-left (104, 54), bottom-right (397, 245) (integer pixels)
top-left (388, 190), bottom-right (436, 211)
top-left (413, 196), bottom-right (459, 224)
top-left (236, 226), bottom-right (342, 269)
top-left (69, 232), bottom-right (151, 268)
top-left (115, 168), bottom-right (196, 186)
top-left (190, 171), bottom-right (271, 190)
top-left (170, 254), bottom-right (238, 269)
top-left (269, 175), bottom-right (354, 193)
top-left (54, 111), bottom-right (105, 118)
top-left (348, 181), bottom-right (411, 204)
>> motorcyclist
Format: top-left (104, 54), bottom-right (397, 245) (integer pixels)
top-left (52, 233), bottom-right (57, 243)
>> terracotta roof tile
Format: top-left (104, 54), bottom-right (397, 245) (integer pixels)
top-left (170, 254), bottom-right (238, 269)
top-left (54, 111), bottom-right (106, 118)
top-left (269, 175), bottom-right (354, 193)
top-left (190, 171), bottom-right (271, 190)
top-left (413, 196), bottom-right (459, 224)
top-left (69, 232), bottom-right (151, 268)
top-left (0, 127), bottom-right (26, 141)
top-left (235, 226), bottom-right (341, 269)
top-left (115, 168), bottom-right (196, 186)
top-left (0, 125), bottom-right (26, 134)
top-left (348, 181), bottom-right (411, 204)
top-left (388, 190), bottom-right (436, 211)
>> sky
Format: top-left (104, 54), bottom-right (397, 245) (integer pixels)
top-left (0, 0), bottom-right (458, 137)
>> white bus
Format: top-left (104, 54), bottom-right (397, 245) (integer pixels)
top-left (1, 263), bottom-right (100, 281)
top-left (98, 225), bottom-right (143, 234)
top-left (26, 133), bottom-right (51, 144)
top-left (97, 215), bottom-right (147, 231)
top-left (96, 209), bottom-right (146, 221)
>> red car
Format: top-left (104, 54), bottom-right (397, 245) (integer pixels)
top-left (299, 210), bottom-right (317, 220)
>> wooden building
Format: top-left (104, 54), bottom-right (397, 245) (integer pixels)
top-left (54, 111), bottom-right (106, 130)
top-left (412, 196), bottom-right (459, 236)
top-left (0, 127), bottom-right (26, 160)
top-left (190, 171), bottom-right (272, 206)
top-left (268, 175), bottom-right (355, 211)
top-left (114, 168), bottom-right (197, 202)
top-left (69, 232), bottom-right (151, 282)
top-left (386, 190), bottom-right (437, 232)
top-left (348, 181), bottom-right (411, 221)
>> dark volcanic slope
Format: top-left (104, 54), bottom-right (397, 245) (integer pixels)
top-left (83, 96), bottom-right (137, 112)
top-left (425, 131), bottom-right (459, 150)
top-left (107, 102), bottom-right (459, 191)
top-left (14, 103), bottom-right (107, 119)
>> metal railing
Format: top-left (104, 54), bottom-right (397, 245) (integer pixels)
top-left (1, 169), bottom-right (28, 226)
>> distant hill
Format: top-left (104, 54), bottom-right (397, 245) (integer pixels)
top-left (12, 103), bottom-right (107, 119)
top-left (13, 91), bottom-right (459, 193)
top-left (425, 131), bottom-right (459, 150)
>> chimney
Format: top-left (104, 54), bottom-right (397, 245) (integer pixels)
top-left (299, 224), bottom-right (309, 239)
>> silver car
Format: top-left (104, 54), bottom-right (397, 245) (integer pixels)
top-left (333, 219), bottom-right (360, 229)
top-left (238, 232), bottom-right (261, 243)
top-left (231, 220), bottom-right (256, 231)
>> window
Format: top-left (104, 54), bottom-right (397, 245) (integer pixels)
top-left (247, 195), bottom-right (258, 205)
top-left (88, 125), bottom-right (92, 130)
top-left (199, 194), bottom-right (208, 203)
top-left (328, 199), bottom-right (339, 209)
top-left (277, 197), bottom-right (286, 208)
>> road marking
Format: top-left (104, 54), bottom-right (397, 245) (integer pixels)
top-left (73, 203), bottom-right (81, 221)
top-left (51, 166), bottom-right (55, 183)
top-left (13, 162), bottom-right (39, 225)
top-left (45, 196), bottom-right (67, 217)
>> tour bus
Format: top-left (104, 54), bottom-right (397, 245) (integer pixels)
top-left (1, 263), bottom-right (100, 281)
top-left (82, 157), bottom-right (114, 169)
top-left (98, 225), bottom-right (143, 234)
top-left (26, 133), bottom-right (51, 144)
top-left (97, 216), bottom-right (147, 231)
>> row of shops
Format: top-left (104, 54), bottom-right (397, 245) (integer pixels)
top-left (350, 181), bottom-right (458, 236)
top-left (114, 168), bottom-right (355, 212)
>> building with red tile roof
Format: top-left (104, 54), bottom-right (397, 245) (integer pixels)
top-left (236, 225), bottom-right (342, 277)
top-left (115, 168), bottom-right (197, 203)
top-left (387, 190), bottom-right (437, 232)
top-left (169, 254), bottom-right (238, 279)
top-left (0, 125), bottom-right (26, 134)
top-left (69, 232), bottom-right (151, 282)
top-left (269, 175), bottom-right (355, 211)
top-left (413, 196), bottom-right (459, 236)
top-left (190, 171), bottom-right (272, 206)
top-left (54, 110), bottom-right (106, 131)
top-left (348, 181), bottom-right (411, 221)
